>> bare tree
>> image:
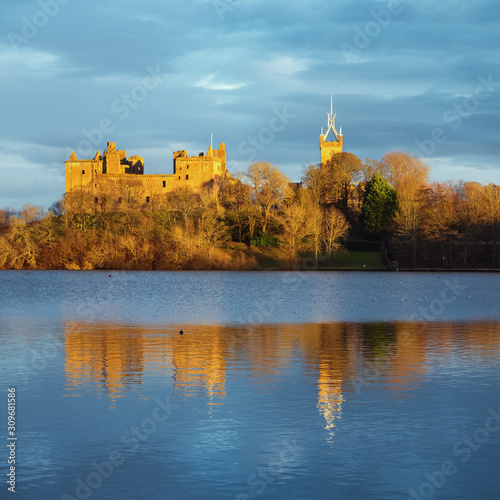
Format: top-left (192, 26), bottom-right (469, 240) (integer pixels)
top-left (322, 153), bottom-right (363, 218)
top-left (20, 204), bottom-right (45, 223)
top-left (247, 161), bottom-right (290, 233)
top-left (301, 163), bottom-right (324, 206)
top-left (279, 199), bottom-right (309, 253)
top-left (323, 207), bottom-right (350, 263)
top-left (243, 203), bottom-right (261, 245)
top-left (383, 152), bottom-right (430, 266)
top-left (0, 209), bottom-right (10, 228)
top-left (382, 151), bottom-right (429, 193)
top-left (280, 188), bottom-right (323, 260)
top-left (362, 158), bottom-right (392, 183)
top-left (306, 202), bottom-right (323, 262)
top-left (117, 178), bottom-right (146, 212)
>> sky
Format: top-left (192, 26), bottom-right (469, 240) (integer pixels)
top-left (0, 0), bottom-right (499, 210)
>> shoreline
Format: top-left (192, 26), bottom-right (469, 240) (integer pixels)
top-left (1, 267), bottom-right (499, 272)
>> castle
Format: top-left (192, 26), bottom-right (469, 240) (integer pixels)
top-left (320, 93), bottom-right (343, 164)
top-left (65, 141), bottom-right (229, 208)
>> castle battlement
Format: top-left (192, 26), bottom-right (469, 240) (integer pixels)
top-left (103, 174), bottom-right (177, 180)
top-left (68, 159), bottom-right (101, 163)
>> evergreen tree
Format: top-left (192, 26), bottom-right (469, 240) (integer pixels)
top-left (361, 173), bottom-right (397, 239)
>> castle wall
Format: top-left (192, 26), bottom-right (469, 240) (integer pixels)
top-left (174, 157), bottom-right (224, 186)
top-left (65, 159), bottom-right (102, 195)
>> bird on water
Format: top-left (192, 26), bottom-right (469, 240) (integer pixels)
top-left (179, 330), bottom-right (184, 335)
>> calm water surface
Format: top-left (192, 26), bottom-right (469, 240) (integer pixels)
top-left (1, 271), bottom-right (500, 500)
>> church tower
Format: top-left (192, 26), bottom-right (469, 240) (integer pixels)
top-left (320, 93), bottom-right (343, 164)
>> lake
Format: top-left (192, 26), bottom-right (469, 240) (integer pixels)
top-left (1, 271), bottom-right (500, 499)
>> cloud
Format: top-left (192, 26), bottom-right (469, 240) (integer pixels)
top-left (195, 74), bottom-right (246, 91)
top-left (257, 56), bottom-right (312, 76)
top-left (0, 47), bottom-right (62, 76)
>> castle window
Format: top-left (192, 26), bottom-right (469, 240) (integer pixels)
top-left (82, 170), bottom-right (85, 175)
top-left (95, 197), bottom-right (98, 204)
top-left (186, 174), bottom-right (189, 180)
top-left (146, 196), bottom-right (150, 203)
top-left (162, 181), bottom-right (166, 188)
top-left (187, 165), bottom-right (189, 169)
top-left (178, 176), bottom-right (180, 180)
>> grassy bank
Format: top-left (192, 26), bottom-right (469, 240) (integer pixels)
top-left (219, 245), bottom-right (388, 271)
top-left (320, 250), bottom-right (386, 270)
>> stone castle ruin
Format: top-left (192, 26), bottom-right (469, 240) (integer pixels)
top-left (65, 141), bottom-right (228, 208)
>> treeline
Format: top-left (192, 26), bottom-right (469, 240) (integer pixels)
top-left (303, 151), bottom-right (500, 268)
top-left (1, 151), bottom-right (499, 270)
top-left (0, 161), bottom-right (348, 270)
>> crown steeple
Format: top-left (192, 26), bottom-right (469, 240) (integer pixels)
top-left (323, 92), bottom-right (341, 142)
top-left (320, 93), bottom-right (343, 164)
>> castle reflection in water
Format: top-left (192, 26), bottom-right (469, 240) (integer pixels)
top-left (63, 322), bottom-right (500, 441)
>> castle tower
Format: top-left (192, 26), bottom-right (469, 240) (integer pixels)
top-left (320, 93), bottom-right (343, 164)
top-left (64, 150), bottom-right (102, 195)
top-left (173, 142), bottom-right (227, 181)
